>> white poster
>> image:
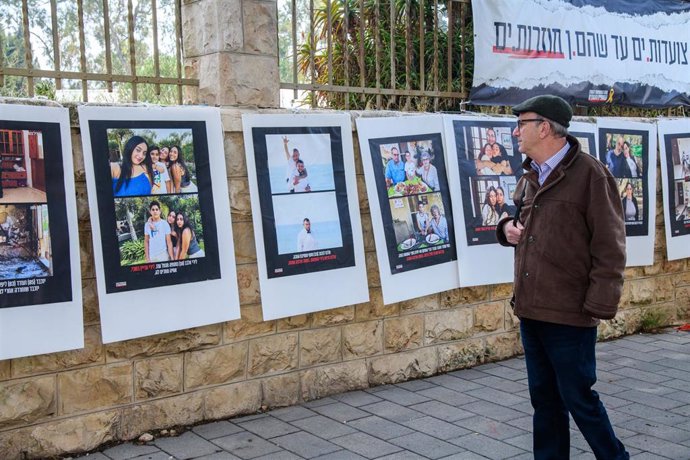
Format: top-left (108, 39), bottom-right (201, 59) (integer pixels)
top-left (0, 103), bottom-right (83, 359)
top-left (442, 115), bottom-right (518, 287)
top-left (569, 120), bottom-right (598, 158)
top-left (657, 118), bottom-right (690, 261)
top-left (471, 0), bottom-right (690, 107)
top-left (79, 106), bottom-right (240, 343)
top-left (357, 115), bottom-right (459, 304)
top-left (596, 118), bottom-right (657, 267)
top-left (242, 113), bottom-right (368, 320)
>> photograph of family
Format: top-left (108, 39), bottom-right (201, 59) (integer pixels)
top-left (468, 177), bottom-right (518, 228)
top-left (378, 139), bottom-right (442, 195)
top-left (265, 133), bottom-right (335, 194)
top-left (0, 204), bottom-right (52, 281)
top-left (666, 134), bottom-right (690, 231)
top-left (108, 128), bottom-right (198, 197)
top-left (616, 179), bottom-right (644, 224)
top-left (461, 125), bottom-right (521, 177)
top-left (114, 195), bottom-right (205, 267)
top-left (602, 133), bottom-right (645, 179)
top-left (0, 129), bottom-right (48, 204)
top-left (389, 193), bottom-right (450, 252)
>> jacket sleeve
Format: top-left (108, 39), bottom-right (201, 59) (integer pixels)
top-left (583, 174), bottom-right (626, 319)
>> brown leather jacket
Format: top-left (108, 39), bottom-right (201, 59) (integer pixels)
top-left (496, 135), bottom-right (626, 327)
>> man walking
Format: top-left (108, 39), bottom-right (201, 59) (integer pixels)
top-left (496, 95), bottom-right (629, 460)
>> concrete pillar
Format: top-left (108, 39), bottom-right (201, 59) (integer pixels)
top-left (182, 0), bottom-right (280, 107)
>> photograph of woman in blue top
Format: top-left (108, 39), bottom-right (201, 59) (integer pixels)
top-left (111, 135), bottom-right (153, 197)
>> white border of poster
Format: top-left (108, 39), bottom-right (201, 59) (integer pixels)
top-left (79, 106), bottom-right (240, 343)
top-left (0, 104), bottom-right (83, 359)
top-left (569, 120), bottom-right (598, 158)
top-left (596, 118), bottom-right (657, 267)
top-left (357, 115), bottom-right (459, 304)
top-left (657, 118), bottom-right (690, 261)
top-left (442, 115), bottom-right (515, 287)
top-left (242, 113), bottom-right (368, 320)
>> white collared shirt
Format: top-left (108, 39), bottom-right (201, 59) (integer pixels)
top-left (530, 141), bottom-right (571, 186)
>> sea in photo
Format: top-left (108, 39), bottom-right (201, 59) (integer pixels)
top-left (269, 163), bottom-right (335, 193)
top-left (276, 220), bottom-right (343, 254)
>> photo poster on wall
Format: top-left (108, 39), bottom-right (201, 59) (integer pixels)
top-left (597, 118), bottom-right (657, 267)
top-left (657, 118), bottom-right (690, 261)
top-left (442, 115), bottom-right (521, 287)
top-left (78, 106), bottom-right (240, 343)
top-left (242, 113), bottom-right (368, 320)
top-left (356, 115), bottom-right (459, 304)
top-left (0, 104), bottom-right (82, 359)
top-left (569, 120), bottom-right (598, 158)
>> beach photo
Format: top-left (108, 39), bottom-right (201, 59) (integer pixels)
top-left (0, 204), bottom-right (52, 280)
top-left (265, 133), bottom-right (335, 194)
top-left (0, 129), bottom-right (48, 204)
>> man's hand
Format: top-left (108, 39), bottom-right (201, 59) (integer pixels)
top-left (505, 220), bottom-right (524, 245)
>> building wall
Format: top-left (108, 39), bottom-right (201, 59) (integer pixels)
top-left (0, 107), bottom-right (688, 459)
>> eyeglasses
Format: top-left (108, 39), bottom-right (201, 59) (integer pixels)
top-left (516, 118), bottom-right (545, 129)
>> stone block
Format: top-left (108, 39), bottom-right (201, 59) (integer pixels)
top-left (82, 278), bottom-right (100, 325)
top-left (181, 0), bottom-right (243, 57)
top-left (243, 0), bottom-right (278, 55)
top-left (437, 338), bottom-right (485, 373)
top-left (229, 177), bottom-right (253, 221)
top-left (655, 276), bottom-right (674, 302)
top-left (504, 302), bottom-right (519, 330)
top-left (662, 257), bottom-right (685, 274)
top-left (106, 324), bottom-right (221, 361)
top-left (0, 361), bottom-right (9, 381)
top-left (312, 306), bottom-right (355, 326)
top-left (425, 308), bottom-right (473, 344)
top-left (642, 253), bottom-right (663, 276)
top-left (0, 410), bottom-right (119, 460)
top-left (121, 392), bottom-right (205, 440)
top-left (301, 361), bottom-right (368, 401)
top-left (72, 132), bottom-right (86, 181)
top-left (203, 381), bottom-right (262, 420)
top-left (355, 288), bottom-right (399, 320)
top-left (367, 347), bottom-right (437, 386)
top-left (248, 333), bottom-right (299, 377)
top-left (623, 266), bottom-right (644, 278)
top-left (342, 320), bottom-right (383, 359)
top-left (224, 131), bottom-right (247, 177)
top-left (277, 314), bottom-right (311, 331)
top-left (12, 325), bottom-right (104, 377)
top-left (440, 286), bottom-right (490, 309)
top-left (384, 314), bottom-right (424, 352)
top-left (261, 373), bottom-right (300, 408)
top-left (224, 304), bottom-right (275, 342)
top-left (474, 301), bottom-right (505, 332)
top-left (365, 251), bottom-right (381, 287)
top-left (491, 283), bottom-right (513, 300)
top-left (232, 221), bottom-right (257, 264)
top-left (134, 356), bottom-right (183, 400)
top-left (74, 181), bottom-right (90, 224)
top-left (198, 53), bottom-right (279, 107)
top-left (399, 293), bottom-right (440, 313)
top-left (484, 332), bottom-right (521, 361)
top-left (300, 328), bottom-right (342, 367)
top-left (58, 363), bottom-right (132, 415)
top-left (185, 343), bottom-right (247, 389)
top-left (672, 271), bottom-right (690, 287)
top-left (0, 376), bottom-right (55, 429)
top-left (361, 214), bottom-right (375, 252)
top-left (654, 225), bottom-right (665, 252)
top-left (79, 230), bottom-right (95, 279)
top-left (629, 278), bottom-right (655, 305)
top-left (237, 263), bottom-right (262, 305)
top-left (357, 175), bottom-right (369, 213)
top-left (598, 309), bottom-right (642, 340)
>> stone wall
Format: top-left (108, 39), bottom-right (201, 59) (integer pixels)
top-left (0, 108), bottom-right (688, 459)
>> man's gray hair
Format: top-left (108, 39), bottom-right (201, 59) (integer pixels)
top-left (546, 118), bottom-right (568, 138)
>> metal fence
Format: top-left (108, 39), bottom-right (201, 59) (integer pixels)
top-left (278, 0), bottom-right (472, 111)
top-left (0, 0), bottom-right (197, 104)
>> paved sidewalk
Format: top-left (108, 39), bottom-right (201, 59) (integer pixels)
top-left (78, 329), bottom-right (690, 460)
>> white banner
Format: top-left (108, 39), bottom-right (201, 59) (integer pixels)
top-left (471, 0), bottom-right (690, 107)
top-left (242, 113), bottom-right (368, 320)
top-left (657, 118), bottom-right (690, 261)
top-left (0, 104), bottom-right (83, 359)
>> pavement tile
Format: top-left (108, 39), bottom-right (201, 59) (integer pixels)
top-left (438, 452), bottom-right (493, 459)
top-left (453, 415), bottom-right (528, 440)
top-left (592, 379), bottom-right (629, 395)
top-left (509, 400), bottom-right (534, 415)
top-left (479, 365), bottom-right (527, 381)
top-left (599, 393), bottom-right (637, 410)
top-left (269, 405), bottom-right (318, 422)
top-left (102, 443), bottom-right (162, 460)
top-left (408, 400), bottom-right (475, 422)
top-left (394, 379), bottom-right (438, 391)
top-left (192, 421), bottom-right (245, 440)
top-left (503, 432), bottom-right (532, 450)
top-left (504, 415), bottom-right (533, 431)
top-left (251, 452), bottom-right (301, 460)
top-left (359, 400), bottom-right (425, 423)
top-left (416, 385), bottom-right (479, 406)
top-left (664, 390), bottom-right (690, 405)
top-left (346, 415), bottom-right (415, 440)
top-left (609, 347), bottom-right (664, 363)
top-left (312, 450), bottom-right (368, 460)
top-left (304, 397), bottom-right (338, 408)
top-left (400, 415), bottom-right (470, 440)
top-left (75, 453), bottom-right (111, 460)
top-left (630, 453), bottom-right (677, 460)
top-left (424, 374), bottom-right (484, 392)
top-left (624, 334), bottom-right (659, 343)
top-left (312, 402), bottom-right (370, 422)
top-left (660, 378), bottom-right (690, 392)
top-left (460, 400), bottom-right (526, 422)
top-left (449, 432), bottom-right (526, 460)
top-left (620, 418), bottom-right (690, 443)
top-left (470, 375), bottom-right (528, 393)
top-left (608, 367), bottom-right (674, 384)
top-left (130, 453), bottom-right (172, 460)
top-left (237, 416), bottom-right (301, 439)
top-left (464, 387), bottom-right (528, 407)
top-left (376, 452), bottom-right (428, 459)
top-left (654, 358), bottom-right (690, 373)
top-left (373, 386), bottom-right (431, 406)
top-left (613, 377), bottom-right (677, 394)
top-left (331, 432), bottom-right (402, 459)
top-left (657, 367), bottom-right (690, 381)
top-left (212, 432), bottom-right (281, 459)
top-left (155, 432), bottom-right (221, 459)
top-left (231, 413), bottom-right (270, 424)
top-left (624, 434), bottom-right (690, 459)
top-left (389, 431), bottom-right (464, 458)
top-left (447, 369), bottom-right (491, 381)
top-left (331, 391), bottom-right (383, 407)
top-left (613, 340), bottom-right (662, 353)
top-left (673, 405), bottom-right (690, 417)
top-left (291, 415), bottom-right (358, 439)
top-left (496, 357), bottom-right (527, 370)
top-left (614, 390), bottom-right (685, 410)
top-left (191, 453), bottom-right (241, 460)
top-left (272, 431), bottom-right (341, 458)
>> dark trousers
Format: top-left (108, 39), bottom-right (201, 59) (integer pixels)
top-left (520, 318), bottom-right (629, 460)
